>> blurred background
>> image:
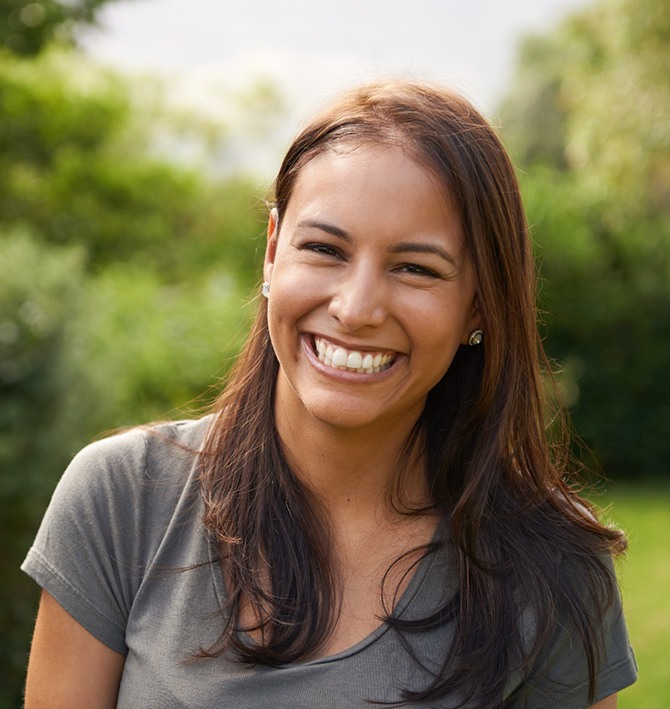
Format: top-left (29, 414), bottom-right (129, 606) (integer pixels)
top-left (1, 0), bottom-right (668, 705)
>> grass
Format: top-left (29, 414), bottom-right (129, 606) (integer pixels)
top-left (596, 483), bottom-right (670, 708)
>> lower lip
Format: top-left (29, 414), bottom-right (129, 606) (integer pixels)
top-left (301, 334), bottom-right (402, 383)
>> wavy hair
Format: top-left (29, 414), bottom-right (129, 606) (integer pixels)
top-left (198, 81), bottom-right (626, 706)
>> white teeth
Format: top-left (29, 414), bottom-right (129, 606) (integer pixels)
top-left (346, 351), bottom-right (363, 369)
top-left (332, 347), bottom-right (348, 367)
top-left (313, 336), bottom-right (395, 374)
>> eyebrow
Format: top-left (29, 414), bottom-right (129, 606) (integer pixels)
top-left (389, 242), bottom-right (457, 267)
top-left (297, 219), bottom-right (458, 267)
top-left (298, 219), bottom-right (351, 241)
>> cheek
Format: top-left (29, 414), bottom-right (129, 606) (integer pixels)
top-left (272, 260), bottom-right (334, 323)
top-left (427, 335), bottom-right (462, 375)
top-left (405, 298), bottom-right (470, 357)
top-left (274, 253), bottom-right (324, 294)
top-left (403, 290), bottom-right (463, 330)
top-left (267, 274), bottom-right (322, 349)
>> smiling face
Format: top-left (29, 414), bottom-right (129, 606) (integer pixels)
top-left (264, 142), bottom-right (481, 438)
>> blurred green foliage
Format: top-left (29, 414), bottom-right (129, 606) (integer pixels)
top-left (1, 0), bottom-right (117, 56)
top-left (500, 0), bottom-right (670, 476)
top-left (0, 232), bottom-right (85, 698)
top-left (0, 51), bottom-right (267, 281)
top-left (0, 44), bottom-right (265, 708)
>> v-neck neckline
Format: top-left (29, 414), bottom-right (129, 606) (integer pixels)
top-left (206, 520), bottom-right (444, 666)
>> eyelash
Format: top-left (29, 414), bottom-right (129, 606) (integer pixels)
top-left (303, 242), bottom-right (341, 257)
top-left (301, 243), bottom-right (441, 279)
top-left (395, 263), bottom-right (440, 278)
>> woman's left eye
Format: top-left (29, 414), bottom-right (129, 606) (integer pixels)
top-left (396, 263), bottom-right (440, 278)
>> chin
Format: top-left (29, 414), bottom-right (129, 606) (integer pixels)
top-left (301, 393), bottom-right (423, 436)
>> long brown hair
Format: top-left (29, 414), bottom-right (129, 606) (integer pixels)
top-left (198, 81), bottom-right (626, 706)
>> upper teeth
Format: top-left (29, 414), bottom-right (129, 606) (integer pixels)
top-left (314, 336), bottom-right (394, 373)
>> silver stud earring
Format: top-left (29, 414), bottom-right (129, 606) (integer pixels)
top-left (261, 281), bottom-right (270, 298)
top-left (467, 329), bottom-right (483, 346)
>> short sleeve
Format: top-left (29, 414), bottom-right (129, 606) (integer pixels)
top-left (506, 555), bottom-right (637, 708)
top-left (21, 428), bottom-right (151, 654)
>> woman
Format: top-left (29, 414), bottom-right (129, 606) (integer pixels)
top-left (23, 81), bottom-right (636, 708)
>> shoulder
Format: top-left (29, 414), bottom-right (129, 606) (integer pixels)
top-left (58, 415), bottom-right (214, 495)
top-left (76, 414), bottom-right (214, 467)
top-left (21, 416), bottom-right (215, 653)
top-left (30, 415), bottom-right (216, 563)
top-left (505, 549), bottom-right (636, 708)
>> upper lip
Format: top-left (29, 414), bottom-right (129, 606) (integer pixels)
top-left (308, 332), bottom-right (399, 355)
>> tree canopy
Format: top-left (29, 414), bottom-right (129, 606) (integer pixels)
top-left (1, 0), bottom-right (118, 56)
top-left (500, 0), bottom-right (670, 476)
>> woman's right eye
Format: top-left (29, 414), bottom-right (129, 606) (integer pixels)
top-left (302, 242), bottom-right (341, 257)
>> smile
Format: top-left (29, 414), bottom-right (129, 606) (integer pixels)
top-left (313, 336), bottom-right (395, 374)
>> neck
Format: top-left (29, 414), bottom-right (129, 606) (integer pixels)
top-left (274, 398), bottom-right (430, 523)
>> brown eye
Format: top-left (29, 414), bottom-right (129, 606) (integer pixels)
top-left (396, 263), bottom-right (439, 278)
top-left (302, 243), bottom-right (342, 258)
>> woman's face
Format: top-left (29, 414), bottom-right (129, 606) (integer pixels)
top-left (264, 143), bottom-right (480, 437)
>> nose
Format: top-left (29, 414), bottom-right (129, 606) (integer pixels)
top-left (327, 264), bottom-right (387, 331)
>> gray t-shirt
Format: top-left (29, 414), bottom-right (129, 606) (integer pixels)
top-left (22, 418), bottom-right (637, 708)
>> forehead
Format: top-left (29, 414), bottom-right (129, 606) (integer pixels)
top-left (282, 144), bottom-right (465, 253)
top-left (285, 143), bottom-right (460, 228)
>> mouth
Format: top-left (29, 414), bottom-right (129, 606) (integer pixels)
top-left (312, 335), bottom-right (396, 374)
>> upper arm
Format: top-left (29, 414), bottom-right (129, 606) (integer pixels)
top-left (25, 590), bottom-right (126, 709)
top-left (590, 695), bottom-right (617, 709)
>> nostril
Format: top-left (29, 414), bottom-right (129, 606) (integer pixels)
top-left (328, 292), bottom-right (386, 331)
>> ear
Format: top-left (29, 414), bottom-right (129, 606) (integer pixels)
top-left (263, 207), bottom-right (279, 284)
